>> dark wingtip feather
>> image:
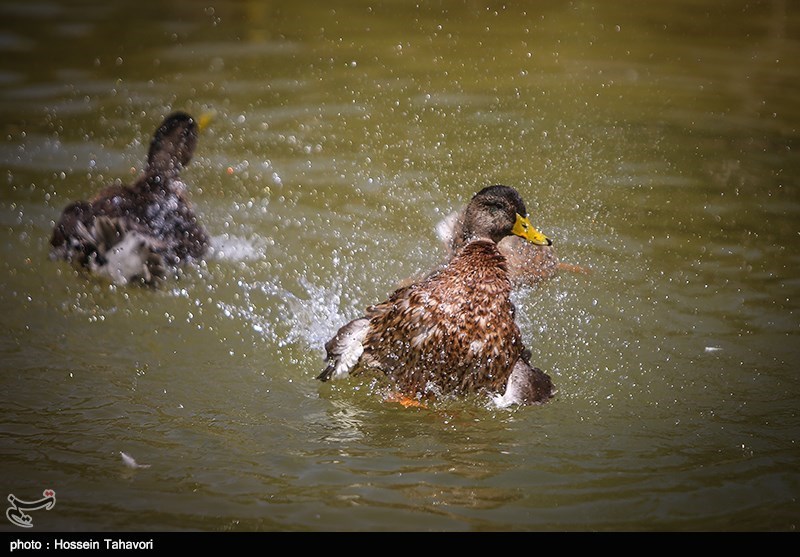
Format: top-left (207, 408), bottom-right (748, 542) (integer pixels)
top-left (317, 365), bottom-right (335, 382)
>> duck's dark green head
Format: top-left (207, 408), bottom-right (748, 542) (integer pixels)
top-left (147, 111), bottom-right (212, 176)
top-left (463, 185), bottom-right (552, 246)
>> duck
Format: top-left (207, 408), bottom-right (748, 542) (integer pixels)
top-left (49, 111), bottom-right (211, 286)
top-left (318, 185), bottom-right (555, 407)
top-left (436, 192), bottom-right (587, 287)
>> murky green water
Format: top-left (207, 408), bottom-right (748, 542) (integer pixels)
top-left (1, 0), bottom-right (798, 531)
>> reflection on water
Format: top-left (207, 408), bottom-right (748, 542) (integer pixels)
top-left (1, 0), bottom-right (799, 531)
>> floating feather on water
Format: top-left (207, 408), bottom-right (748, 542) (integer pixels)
top-left (120, 451), bottom-right (151, 469)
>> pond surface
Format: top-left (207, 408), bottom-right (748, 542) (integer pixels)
top-left (1, 0), bottom-right (798, 531)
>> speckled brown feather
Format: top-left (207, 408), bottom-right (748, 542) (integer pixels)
top-left (360, 240), bottom-right (524, 397)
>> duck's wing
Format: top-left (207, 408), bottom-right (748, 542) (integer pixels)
top-left (317, 317), bottom-right (370, 381)
top-left (50, 201), bottom-right (93, 262)
top-left (434, 210), bottom-right (462, 256)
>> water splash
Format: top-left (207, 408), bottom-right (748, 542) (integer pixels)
top-left (208, 233), bottom-right (266, 262)
top-left (217, 274), bottom-right (354, 353)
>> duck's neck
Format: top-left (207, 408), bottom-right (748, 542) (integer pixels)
top-left (136, 170), bottom-right (183, 199)
top-left (457, 218), bottom-right (508, 250)
top-left (146, 151), bottom-right (184, 181)
top-left (453, 239), bottom-right (510, 277)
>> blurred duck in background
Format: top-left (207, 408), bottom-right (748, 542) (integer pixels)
top-left (50, 111), bottom-right (212, 286)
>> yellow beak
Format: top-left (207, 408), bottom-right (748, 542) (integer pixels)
top-left (196, 111), bottom-right (216, 132)
top-left (512, 213), bottom-right (552, 246)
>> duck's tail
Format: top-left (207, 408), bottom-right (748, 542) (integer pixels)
top-left (51, 213), bottom-right (167, 286)
top-left (494, 351), bottom-right (555, 408)
top-left (317, 318), bottom-right (370, 381)
top-left (87, 217), bottom-right (167, 286)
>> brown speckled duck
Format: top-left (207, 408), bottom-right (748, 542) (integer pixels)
top-left (50, 111), bottom-right (211, 286)
top-left (318, 185), bottom-right (555, 407)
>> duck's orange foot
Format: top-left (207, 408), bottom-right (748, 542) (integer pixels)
top-left (384, 391), bottom-right (427, 409)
